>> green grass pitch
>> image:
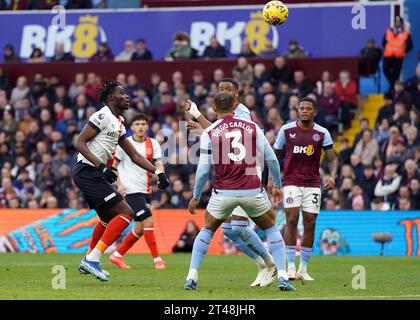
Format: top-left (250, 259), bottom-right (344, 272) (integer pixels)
top-left (0, 253), bottom-right (419, 300)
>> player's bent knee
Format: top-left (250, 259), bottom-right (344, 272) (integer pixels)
top-left (142, 216), bottom-right (154, 227)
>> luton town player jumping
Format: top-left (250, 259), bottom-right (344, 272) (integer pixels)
top-left (274, 97), bottom-right (338, 281)
top-left (185, 78), bottom-right (277, 287)
top-left (184, 92), bottom-right (295, 291)
top-left (72, 80), bottom-right (169, 281)
top-left (109, 113), bottom-right (167, 270)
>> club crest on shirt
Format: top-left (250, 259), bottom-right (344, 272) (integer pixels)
top-left (286, 197), bottom-right (293, 204)
top-left (312, 133), bottom-right (320, 142)
top-left (98, 113), bottom-right (105, 120)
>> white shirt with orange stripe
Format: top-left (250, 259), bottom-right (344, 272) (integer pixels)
top-left (114, 136), bottom-right (162, 195)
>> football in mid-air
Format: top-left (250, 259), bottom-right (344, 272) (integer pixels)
top-left (263, 1), bottom-right (289, 26)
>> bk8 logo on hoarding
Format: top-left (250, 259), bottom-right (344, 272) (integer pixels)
top-left (19, 15), bottom-right (107, 60)
top-left (190, 11), bottom-right (279, 56)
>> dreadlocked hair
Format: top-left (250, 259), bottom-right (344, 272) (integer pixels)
top-left (97, 79), bottom-right (121, 103)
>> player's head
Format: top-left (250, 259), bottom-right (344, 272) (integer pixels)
top-left (97, 79), bottom-right (130, 110)
top-left (217, 78), bottom-right (239, 101)
top-left (297, 97), bottom-right (317, 123)
top-left (214, 91), bottom-right (235, 115)
top-left (130, 113), bottom-right (149, 138)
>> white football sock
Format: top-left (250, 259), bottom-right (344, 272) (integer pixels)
top-left (187, 269), bottom-right (198, 281)
top-left (86, 248), bottom-right (102, 262)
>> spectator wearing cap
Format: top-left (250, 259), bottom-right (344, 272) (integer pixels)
top-left (353, 128), bottom-right (379, 166)
top-left (383, 16), bottom-right (413, 88)
top-left (374, 163), bottom-right (402, 208)
top-left (359, 38), bottom-right (383, 76)
top-left (131, 39), bottom-right (153, 61)
top-left (3, 44), bottom-right (21, 63)
top-left (202, 36), bottom-right (227, 59)
top-left (114, 40), bottom-right (135, 62)
top-left (283, 40), bottom-right (307, 58)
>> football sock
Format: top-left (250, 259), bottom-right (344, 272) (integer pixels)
top-left (231, 220), bottom-right (271, 261)
top-left (189, 228), bottom-right (213, 270)
top-left (86, 214), bottom-right (132, 262)
top-left (299, 246), bottom-right (313, 272)
top-left (285, 245), bottom-right (296, 269)
top-left (187, 269), bottom-right (198, 282)
top-left (265, 225), bottom-right (287, 279)
top-left (87, 221), bottom-right (107, 255)
top-left (144, 227), bottom-right (160, 259)
top-left (222, 222), bottom-right (258, 260)
top-left (116, 229), bottom-right (142, 256)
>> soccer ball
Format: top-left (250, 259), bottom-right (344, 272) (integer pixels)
top-left (263, 1), bottom-right (289, 26)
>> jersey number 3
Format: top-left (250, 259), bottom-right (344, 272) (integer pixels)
top-left (225, 131), bottom-right (246, 162)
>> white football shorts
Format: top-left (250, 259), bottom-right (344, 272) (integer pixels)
top-left (283, 186), bottom-right (322, 214)
top-left (207, 191), bottom-right (271, 220)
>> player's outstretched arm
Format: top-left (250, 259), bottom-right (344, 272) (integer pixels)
top-left (184, 99), bottom-right (212, 129)
top-left (75, 124), bottom-right (103, 167)
top-left (324, 148), bottom-right (338, 190)
top-left (119, 138), bottom-right (170, 189)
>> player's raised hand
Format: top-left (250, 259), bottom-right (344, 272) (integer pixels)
top-left (324, 176), bottom-right (336, 190)
top-left (271, 186), bottom-right (283, 208)
top-left (188, 198), bottom-right (199, 215)
top-left (184, 99), bottom-right (202, 119)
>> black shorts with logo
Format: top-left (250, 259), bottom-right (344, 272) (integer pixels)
top-left (72, 161), bottom-right (124, 210)
top-left (125, 193), bottom-right (152, 222)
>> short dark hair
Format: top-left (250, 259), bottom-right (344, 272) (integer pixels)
top-left (298, 97), bottom-right (317, 109)
top-left (131, 113), bottom-right (149, 125)
top-left (137, 38), bottom-right (145, 44)
top-left (214, 91), bottom-right (235, 113)
top-left (97, 79), bottom-right (121, 103)
top-left (218, 78), bottom-right (239, 90)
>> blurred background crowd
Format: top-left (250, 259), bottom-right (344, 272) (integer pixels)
top-left (0, 0), bottom-right (419, 212)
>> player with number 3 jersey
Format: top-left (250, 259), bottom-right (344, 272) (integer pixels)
top-left (274, 97), bottom-right (338, 281)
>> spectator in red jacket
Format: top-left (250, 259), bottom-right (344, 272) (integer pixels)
top-left (84, 72), bottom-right (101, 103)
top-left (335, 70), bottom-right (358, 129)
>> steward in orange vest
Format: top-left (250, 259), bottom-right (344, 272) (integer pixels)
top-left (382, 16), bottom-right (413, 88)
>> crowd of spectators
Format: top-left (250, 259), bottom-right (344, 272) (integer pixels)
top-left (0, 55), bottom-right (419, 211)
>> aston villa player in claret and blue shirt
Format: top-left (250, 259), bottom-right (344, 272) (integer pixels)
top-left (274, 97), bottom-right (338, 281)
